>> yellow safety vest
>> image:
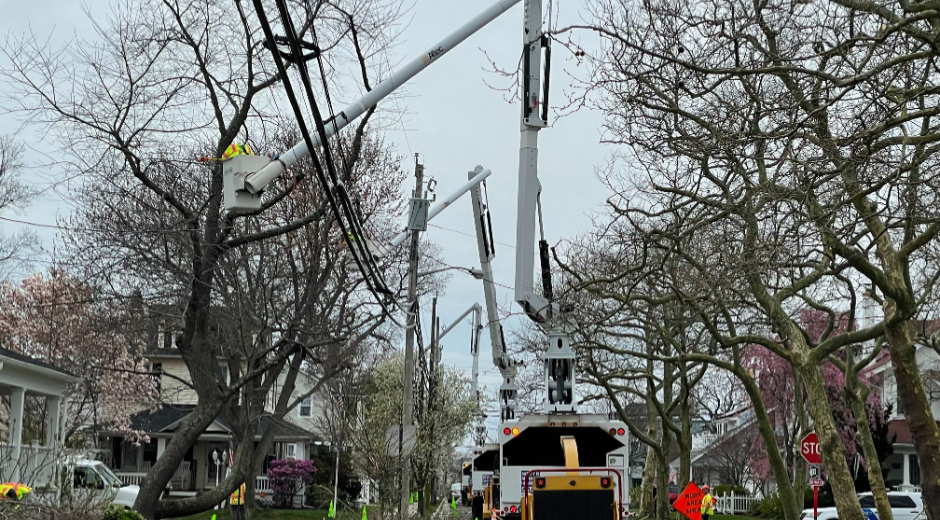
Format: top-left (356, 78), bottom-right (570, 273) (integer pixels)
top-left (222, 143), bottom-right (254, 160)
top-left (702, 493), bottom-right (714, 515)
top-left (0, 482), bottom-right (30, 501)
top-left (230, 483), bottom-right (247, 505)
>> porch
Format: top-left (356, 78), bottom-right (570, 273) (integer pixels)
top-left (105, 407), bottom-right (315, 502)
top-left (0, 347), bottom-right (80, 486)
top-left (885, 420), bottom-right (925, 492)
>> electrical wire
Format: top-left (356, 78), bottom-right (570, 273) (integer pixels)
top-left (252, 0), bottom-right (396, 319)
top-left (428, 223), bottom-right (516, 250)
top-left (273, 0), bottom-right (394, 305)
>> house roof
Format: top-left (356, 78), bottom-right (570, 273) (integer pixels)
top-left (124, 406), bottom-right (316, 441)
top-left (0, 346), bottom-right (80, 381)
top-left (887, 418), bottom-right (940, 445)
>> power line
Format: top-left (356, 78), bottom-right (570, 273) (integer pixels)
top-left (252, 0), bottom-right (397, 321)
top-left (428, 223), bottom-right (516, 250)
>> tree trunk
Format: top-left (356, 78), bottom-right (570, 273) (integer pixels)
top-left (641, 442), bottom-right (658, 516)
top-left (134, 401), bottom-right (224, 518)
top-left (848, 381), bottom-right (893, 520)
top-left (678, 384), bottom-right (692, 488)
top-left (792, 370), bottom-right (807, 511)
top-left (656, 440), bottom-right (671, 520)
top-left (737, 369), bottom-right (801, 520)
top-left (799, 364), bottom-right (864, 520)
top-left (885, 318), bottom-right (940, 520)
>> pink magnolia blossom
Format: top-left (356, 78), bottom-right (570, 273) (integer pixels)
top-left (0, 269), bottom-right (159, 444)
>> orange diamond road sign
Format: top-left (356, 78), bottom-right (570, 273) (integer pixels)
top-left (673, 482), bottom-right (704, 520)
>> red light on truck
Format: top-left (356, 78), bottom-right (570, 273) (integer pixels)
top-left (503, 427), bottom-right (511, 435)
top-left (618, 428), bottom-right (625, 435)
top-left (511, 506), bottom-right (518, 513)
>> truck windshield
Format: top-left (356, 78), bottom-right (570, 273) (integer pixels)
top-left (97, 464), bottom-right (124, 487)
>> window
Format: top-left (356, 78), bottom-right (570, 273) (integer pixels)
top-left (859, 496), bottom-right (876, 508)
top-left (299, 397), bottom-right (312, 418)
top-left (74, 467), bottom-right (102, 489)
top-left (910, 455), bottom-right (921, 486)
top-left (888, 495), bottom-right (917, 508)
top-left (286, 443), bottom-right (297, 459)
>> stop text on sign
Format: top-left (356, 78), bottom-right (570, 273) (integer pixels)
top-left (800, 432), bottom-right (822, 465)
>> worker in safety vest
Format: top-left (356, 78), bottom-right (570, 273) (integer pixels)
top-left (230, 482), bottom-right (247, 520)
top-left (221, 143), bottom-right (254, 160)
top-left (0, 482), bottom-right (31, 511)
top-left (701, 485), bottom-right (715, 520)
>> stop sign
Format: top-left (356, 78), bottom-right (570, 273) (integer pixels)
top-left (801, 432), bottom-right (822, 464)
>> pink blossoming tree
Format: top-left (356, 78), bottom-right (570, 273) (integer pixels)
top-left (0, 269), bottom-right (159, 444)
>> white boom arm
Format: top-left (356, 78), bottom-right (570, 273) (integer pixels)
top-left (468, 166), bottom-right (519, 422)
top-left (223, 0), bottom-right (522, 209)
top-left (513, 0), bottom-right (577, 413)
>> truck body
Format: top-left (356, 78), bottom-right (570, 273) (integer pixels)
top-left (495, 413), bottom-right (629, 520)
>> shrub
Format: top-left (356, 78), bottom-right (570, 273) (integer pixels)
top-left (713, 484), bottom-right (750, 497)
top-left (749, 494), bottom-right (784, 520)
top-left (268, 458), bottom-right (318, 508)
top-left (102, 505), bottom-right (147, 520)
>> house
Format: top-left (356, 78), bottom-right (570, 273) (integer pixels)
top-left (102, 305), bottom-right (325, 501)
top-left (0, 346), bottom-right (81, 493)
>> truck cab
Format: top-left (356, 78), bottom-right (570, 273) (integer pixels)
top-left (61, 459), bottom-right (139, 510)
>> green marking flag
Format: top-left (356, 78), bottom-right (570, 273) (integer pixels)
top-left (211, 516), bottom-right (216, 520)
top-left (452, 497), bottom-right (457, 510)
top-left (362, 505), bottom-right (368, 520)
top-left (329, 500), bottom-right (335, 518)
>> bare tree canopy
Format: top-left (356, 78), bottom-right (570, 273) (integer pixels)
top-left (1, 0), bottom-right (407, 517)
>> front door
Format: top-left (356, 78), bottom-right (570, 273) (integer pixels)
top-left (206, 443), bottom-right (226, 487)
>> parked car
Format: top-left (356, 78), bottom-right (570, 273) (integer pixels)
top-left (800, 492), bottom-right (925, 520)
top-left (62, 459), bottom-right (140, 509)
top-left (668, 485), bottom-right (679, 503)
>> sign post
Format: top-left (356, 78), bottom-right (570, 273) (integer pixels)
top-left (672, 482), bottom-right (704, 520)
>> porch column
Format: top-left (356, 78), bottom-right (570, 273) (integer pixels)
top-left (157, 438), bottom-right (166, 459)
top-left (46, 396), bottom-right (62, 447)
top-left (902, 452), bottom-right (911, 488)
top-left (10, 386), bottom-right (25, 482)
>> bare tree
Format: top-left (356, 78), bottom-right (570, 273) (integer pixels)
top-left (0, 135), bottom-right (36, 279)
top-left (537, 0), bottom-right (940, 517)
top-left (1, 0), bottom-right (404, 517)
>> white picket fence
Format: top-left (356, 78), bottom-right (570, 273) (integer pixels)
top-left (716, 493), bottom-right (759, 514)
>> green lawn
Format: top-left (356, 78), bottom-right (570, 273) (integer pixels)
top-left (176, 508), bottom-right (373, 520)
top-left (712, 515), bottom-right (764, 520)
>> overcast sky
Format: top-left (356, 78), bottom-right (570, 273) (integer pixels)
top-left (2, 0), bottom-right (614, 445)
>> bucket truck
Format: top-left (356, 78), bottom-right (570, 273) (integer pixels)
top-left (491, 2), bottom-right (632, 519)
